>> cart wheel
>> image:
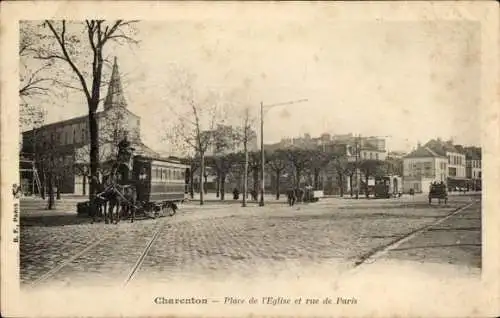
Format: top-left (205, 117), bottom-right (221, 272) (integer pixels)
top-left (160, 205), bottom-right (167, 217)
top-left (168, 205), bottom-right (176, 217)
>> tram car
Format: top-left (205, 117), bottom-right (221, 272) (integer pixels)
top-left (373, 177), bottom-right (391, 199)
top-left (132, 155), bottom-right (189, 218)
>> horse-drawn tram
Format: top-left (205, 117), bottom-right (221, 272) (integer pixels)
top-left (133, 155), bottom-right (188, 218)
top-left (80, 137), bottom-right (189, 224)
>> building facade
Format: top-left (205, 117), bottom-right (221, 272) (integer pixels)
top-left (465, 146), bottom-right (482, 190)
top-left (21, 57), bottom-right (157, 195)
top-left (403, 146), bottom-right (448, 193)
top-left (424, 139), bottom-right (467, 189)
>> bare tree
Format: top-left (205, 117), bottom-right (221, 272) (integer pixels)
top-left (34, 133), bottom-right (73, 209)
top-left (19, 22), bottom-right (54, 99)
top-left (30, 20), bottom-right (139, 200)
top-left (285, 148), bottom-right (312, 188)
top-left (266, 149), bottom-right (287, 200)
top-left (231, 105), bottom-right (258, 207)
top-left (331, 155), bottom-right (349, 197)
top-left (247, 151), bottom-right (262, 199)
top-left (309, 149), bottom-right (334, 189)
top-left (164, 67), bottom-right (224, 205)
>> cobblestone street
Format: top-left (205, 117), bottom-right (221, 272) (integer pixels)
top-left (20, 194), bottom-right (481, 290)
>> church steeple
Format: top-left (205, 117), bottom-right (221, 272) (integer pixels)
top-left (103, 57), bottom-right (127, 111)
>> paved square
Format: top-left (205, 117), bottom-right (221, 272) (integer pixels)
top-left (20, 194), bottom-right (481, 289)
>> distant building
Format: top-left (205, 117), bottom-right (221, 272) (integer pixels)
top-left (425, 139), bottom-right (467, 189)
top-left (21, 57), bottom-right (157, 195)
top-left (402, 146), bottom-right (448, 193)
top-left (465, 146), bottom-right (482, 190)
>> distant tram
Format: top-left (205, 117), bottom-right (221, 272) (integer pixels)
top-left (373, 177), bottom-right (391, 199)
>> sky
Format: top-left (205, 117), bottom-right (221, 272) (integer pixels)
top-left (23, 16), bottom-right (482, 154)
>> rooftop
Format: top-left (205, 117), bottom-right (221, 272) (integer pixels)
top-left (404, 146), bottom-right (445, 159)
top-left (424, 139), bottom-right (463, 156)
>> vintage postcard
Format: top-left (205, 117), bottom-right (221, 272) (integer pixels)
top-left (1, 1), bottom-right (499, 317)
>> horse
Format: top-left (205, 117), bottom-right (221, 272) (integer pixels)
top-left (286, 188), bottom-right (296, 206)
top-left (294, 188), bottom-right (305, 203)
top-left (250, 189), bottom-right (258, 201)
top-left (92, 174), bottom-right (117, 224)
top-left (107, 184), bottom-right (138, 224)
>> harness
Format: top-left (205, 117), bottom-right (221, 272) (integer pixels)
top-left (94, 150), bottom-right (140, 210)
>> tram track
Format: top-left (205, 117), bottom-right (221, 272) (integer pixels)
top-left (122, 217), bottom-right (168, 287)
top-left (350, 200), bottom-right (477, 270)
top-left (26, 216), bottom-right (169, 289)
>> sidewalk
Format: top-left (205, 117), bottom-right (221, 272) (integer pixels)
top-left (184, 192), bottom-right (286, 205)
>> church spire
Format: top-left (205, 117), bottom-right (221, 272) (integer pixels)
top-left (103, 56), bottom-right (127, 111)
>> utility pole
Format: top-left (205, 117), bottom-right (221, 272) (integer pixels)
top-left (259, 101), bottom-right (265, 206)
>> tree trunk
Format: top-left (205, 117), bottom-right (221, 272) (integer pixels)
top-left (41, 170), bottom-right (46, 200)
top-left (296, 169), bottom-right (301, 188)
top-left (216, 173), bottom-right (220, 198)
top-left (365, 173), bottom-right (369, 198)
top-left (200, 153), bottom-right (205, 205)
top-left (275, 170), bottom-right (281, 200)
top-left (243, 145), bottom-right (248, 207)
top-left (88, 110), bottom-right (100, 201)
top-left (314, 169), bottom-right (320, 189)
top-left (253, 167), bottom-right (259, 195)
top-left (204, 174), bottom-right (208, 194)
top-left (189, 167), bottom-right (195, 198)
top-left (349, 174), bottom-right (353, 197)
top-left (338, 173), bottom-right (344, 197)
top-left (56, 176), bottom-right (61, 200)
top-left (47, 174), bottom-right (55, 210)
top-left (82, 174), bottom-right (87, 196)
top-left (220, 173), bottom-right (226, 200)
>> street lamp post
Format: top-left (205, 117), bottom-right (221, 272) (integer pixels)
top-left (259, 98), bottom-right (308, 207)
top-left (260, 101), bottom-right (264, 206)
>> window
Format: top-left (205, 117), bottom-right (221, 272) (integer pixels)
top-left (449, 167), bottom-right (457, 177)
top-left (375, 153), bottom-right (379, 160)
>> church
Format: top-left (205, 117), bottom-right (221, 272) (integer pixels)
top-left (21, 57), bottom-right (158, 195)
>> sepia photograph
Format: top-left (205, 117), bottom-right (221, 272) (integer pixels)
top-left (2, 1), bottom-right (499, 317)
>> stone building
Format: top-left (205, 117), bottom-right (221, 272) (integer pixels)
top-left (402, 146), bottom-right (448, 193)
top-left (21, 57), bottom-right (157, 195)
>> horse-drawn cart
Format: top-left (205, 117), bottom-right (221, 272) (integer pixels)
top-left (428, 182), bottom-right (448, 204)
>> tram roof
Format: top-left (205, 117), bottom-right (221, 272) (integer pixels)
top-left (134, 155), bottom-right (188, 167)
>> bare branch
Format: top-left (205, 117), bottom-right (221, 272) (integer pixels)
top-left (44, 20), bottom-right (92, 101)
